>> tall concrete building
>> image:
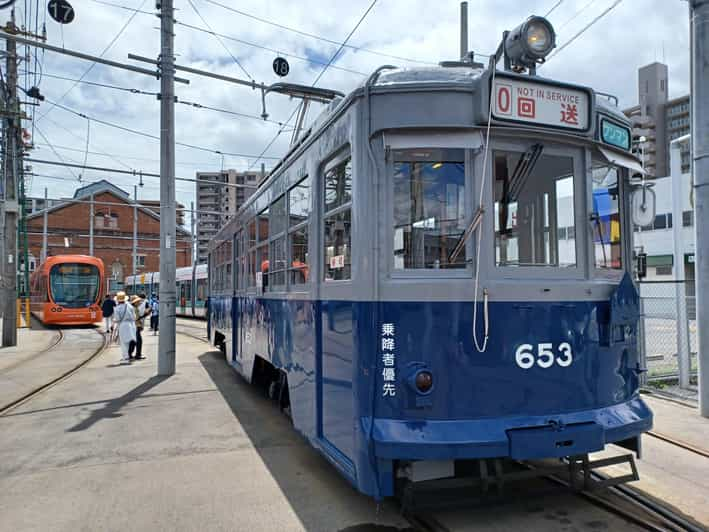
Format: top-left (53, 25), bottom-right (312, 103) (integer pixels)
top-left (195, 169), bottom-right (259, 263)
top-left (623, 62), bottom-right (691, 177)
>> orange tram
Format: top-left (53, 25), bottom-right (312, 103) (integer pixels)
top-left (30, 255), bottom-right (105, 326)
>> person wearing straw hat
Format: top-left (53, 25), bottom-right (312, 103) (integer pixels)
top-left (131, 294), bottom-right (149, 360)
top-left (113, 292), bottom-right (137, 365)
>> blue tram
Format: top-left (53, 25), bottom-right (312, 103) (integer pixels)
top-left (208, 16), bottom-right (652, 499)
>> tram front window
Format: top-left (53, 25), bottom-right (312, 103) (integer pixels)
top-left (592, 162), bottom-right (623, 272)
top-left (494, 147), bottom-right (576, 267)
top-left (393, 148), bottom-right (466, 269)
top-left (50, 263), bottom-right (100, 308)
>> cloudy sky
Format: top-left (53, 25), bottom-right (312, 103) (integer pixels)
top-left (16, 0), bottom-right (691, 227)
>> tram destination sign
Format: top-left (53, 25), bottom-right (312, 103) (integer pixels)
top-left (600, 118), bottom-right (631, 151)
top-left (492, 76), bottom-right (591, 132)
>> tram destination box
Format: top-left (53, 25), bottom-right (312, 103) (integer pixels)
top-left (485, 72), bottom-right (595, 134)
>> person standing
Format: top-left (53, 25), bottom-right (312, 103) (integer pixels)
top-left (131, 294), bottom-right (150, 360)
top-left (101, 294), bottom-right (116, 334)
top-left (149, 292), bottom-right (159, 335)
top-left (113, 292), bottom-right (136, 365)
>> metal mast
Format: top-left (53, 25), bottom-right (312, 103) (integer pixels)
top-left (691, 0), bottom-right (709, 417)
top-left (158, 0), bottom-right (177, 376)
top-left (2, 10), bottom-right (19, 345)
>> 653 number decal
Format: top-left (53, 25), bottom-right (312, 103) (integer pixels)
top-left (515, 342), bottom-right (573, 369)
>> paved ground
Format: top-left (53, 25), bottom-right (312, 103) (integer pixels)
top-left (593, 394), bottom-right (709, 527)
top-left (0, 323), bottom-right (104, 411)
top-left (0, 329), bottom-right (409, 532)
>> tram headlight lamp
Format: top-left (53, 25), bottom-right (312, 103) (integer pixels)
top-left (504, 16), bottom-right (556, 70)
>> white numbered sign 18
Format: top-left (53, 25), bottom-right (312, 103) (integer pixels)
top-left (515, 342), bottom-right (573, 369)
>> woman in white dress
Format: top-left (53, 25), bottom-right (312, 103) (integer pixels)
top-left (112, 292), bottom-right (137, 365)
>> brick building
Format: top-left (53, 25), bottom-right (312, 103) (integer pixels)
top-left (25, 180), bottom-right (192, 292)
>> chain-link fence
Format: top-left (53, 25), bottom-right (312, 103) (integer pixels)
top-left (638, 280), bottom-right (697, 386)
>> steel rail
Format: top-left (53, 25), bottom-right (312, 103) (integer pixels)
top-left (0, 328), bottom-right (108, 416)
top-left (0, 322), bottom-right (63, 374)
top-left (647, 430), bottom-right (709, 459)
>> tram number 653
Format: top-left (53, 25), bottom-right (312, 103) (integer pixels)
top-left (515, 342), bottom-right (573, 369)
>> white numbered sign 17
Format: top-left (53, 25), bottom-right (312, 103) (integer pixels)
top-left (515, 342), bottom-right (573, 369)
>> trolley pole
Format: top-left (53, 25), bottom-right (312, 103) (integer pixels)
top-left (158, 0), bottom-right (177, 376)
top-left (2, 10), bottom-right (19, 346)
top-left (41, 187), bottom-right (47, 261)
top-left (691, 0), bottom-right (709, 417)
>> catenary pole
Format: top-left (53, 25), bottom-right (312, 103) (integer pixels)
top-left (691, 0), bottom-right (709, 417)
top-left (190, 200), bottom-right (195, 265)
top-left (89, 192), bottom-right (94, 256)
top-left (460, 1), bottom-right (468, 60)
top-left (2, 10), bottom-right (19, 346)
top-left (670, 138), bottom-right (691, 388)
top-left (133, 185), bottom-right (137, 285)
top-left (158, 0), bottom-right (177, 376)
top-left (41, 187), bottom-right (47, 261)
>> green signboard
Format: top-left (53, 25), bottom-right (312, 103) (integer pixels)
top-left (601, 118), bottom-right (631, 151)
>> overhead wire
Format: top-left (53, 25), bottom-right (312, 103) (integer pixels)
top-left (544, 0), bottom-right (564, 17)
top-left (27, 157), bottom-right (264, 189)
top-left (547, 0), bottom-right (624, 60)
top-left (44, 98), bottom-right (282, 160)
top-left (557, 0), bottom-right (597, 31)
top-left (33, 125), bottom-right (80, 180)
top-left (20, 69), bottom-right (295, 127)
top-left (248, 0), bottom-right (379, 171)
top-left (37, 0), bottom-right (149, 122)
top-left (202, 0), bottom-right (435, 66)
top-left (32, 143), bottom-right (254, 169)
top-left (186, 0), bottom-right (253, 80)
top-left (40, 113), bottom-right (133, 171)
top-left (174, 20), bottom-right (368, 77)
top-left (92, 0), bottom-right (434, 66)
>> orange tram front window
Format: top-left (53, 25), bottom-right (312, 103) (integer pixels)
top-left (49, 263), bottom-right (101, 308)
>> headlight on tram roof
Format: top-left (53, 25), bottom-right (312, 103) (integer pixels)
top-left (504, 16), bottom-right (556, 69)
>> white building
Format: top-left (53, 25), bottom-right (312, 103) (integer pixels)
top-left (633, 137), bottom-right (694, 280)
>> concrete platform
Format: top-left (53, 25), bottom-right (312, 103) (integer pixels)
top-left (0, 330), bottom-right (409, 532)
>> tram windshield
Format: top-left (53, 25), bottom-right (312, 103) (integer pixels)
top-left (591, 161), bottom-right (623, 272)
top-left (494, 147), bottom-right (576, 268)
top-left (393, 148), bottom-right (466, 269)
top-left (50, 263), bottom-right (100, 308)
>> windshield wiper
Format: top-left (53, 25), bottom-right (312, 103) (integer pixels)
top-left (449, 145), bottom-right (544, 265)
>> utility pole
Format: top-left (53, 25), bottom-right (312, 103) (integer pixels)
top-left (41, 187), bottom-right (47, 261)
top-left (190, 200), bottom-right (195, 265)
top-left (158, 0), bottom-right (177, 376)
top-left (2, 10), bottom-right (19, 346)
top-left (691, 0), bottom-right (709, 417)
top-left (460, 1), bottom-right (468, 60)
top-left (133, 184), bottom-right (137, 284)
top-left (89, 192), bottom-right (94, 256)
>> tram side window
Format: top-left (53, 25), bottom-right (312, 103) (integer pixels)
top-left (246, 218), bottom-right (257, 288)
top-left (289, 177), bottom-right (310, 285)
top-left (494, 148), bottom-right (576, 268)
top-left (592, 161), bottom-right (623, 271)
top-left (323, 155), bottom-right (352, 281)
top-left (268, 195), bottom-right (287, 289)
top-left (392, 148), bottom-right (466, 269)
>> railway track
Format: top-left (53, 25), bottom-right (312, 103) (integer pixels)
top-left (0, 326), bottom-right (107, 416)
top-left (402, 459), bottom-right (705, 532)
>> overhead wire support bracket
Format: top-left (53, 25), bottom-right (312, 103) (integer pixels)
top-left (127, 53), bottom-right (344, 121)
top-left (0, 30), bottom-right (190, 84)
